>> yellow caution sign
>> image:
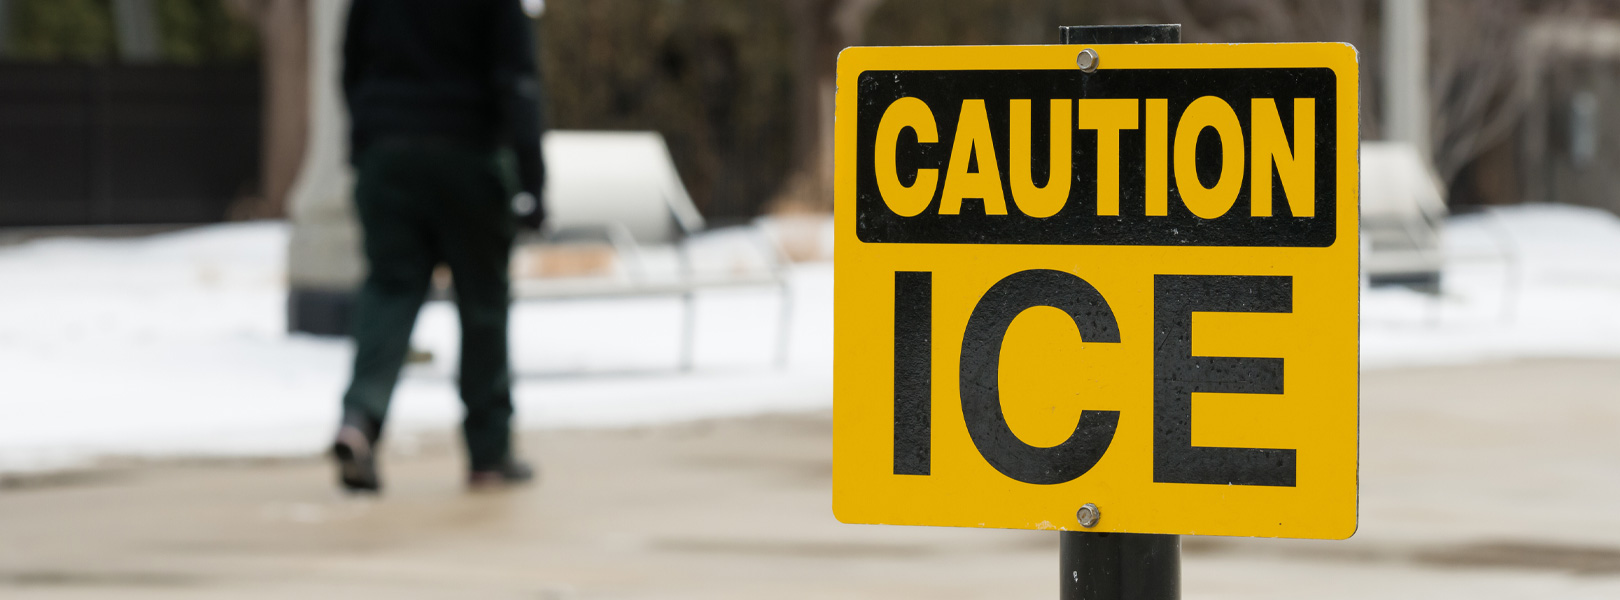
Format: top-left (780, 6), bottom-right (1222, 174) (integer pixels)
top-left (833, 43), bottom-right (1359, 539)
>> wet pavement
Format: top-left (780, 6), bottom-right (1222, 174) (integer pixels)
top-left (2, 359), bottom-right (1619, 598)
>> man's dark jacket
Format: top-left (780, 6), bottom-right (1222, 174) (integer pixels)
top-left (342, 0), bottom-right (545, 208)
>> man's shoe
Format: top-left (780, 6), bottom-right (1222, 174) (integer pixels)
top-left (331, 413), bottom-right (381, 493)
top-left (468, 459), bottom-right (536, 490)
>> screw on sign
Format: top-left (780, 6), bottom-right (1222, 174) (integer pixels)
top-left (832, 24), bottom-right (1360, 600)
top-left (1077, 48), bottom-right (1100, 73)
top-left (1076, 503), bottom-right (1101, 528)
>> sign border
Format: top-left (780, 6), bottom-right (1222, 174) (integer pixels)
top-left (832, 43), bottom-right (1360, 540)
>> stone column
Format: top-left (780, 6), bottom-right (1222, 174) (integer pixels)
top-left (285, 0), bottom-right (362, 335)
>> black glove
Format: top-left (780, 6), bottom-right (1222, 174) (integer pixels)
top-left (513, 190), bottom-right (545, 231)
top-left (511, 137), bottom-right (545, 231)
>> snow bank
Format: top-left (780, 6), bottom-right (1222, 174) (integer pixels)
top-left (0, 204), bottom-right (1615, 470)
top-left (0, 222), bottom-right (831, 471)
top-left (1362, 204), bottom-right (1620, 367)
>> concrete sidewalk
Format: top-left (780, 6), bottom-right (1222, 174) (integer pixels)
top-left (2, 359), bottom-right (1619, 598)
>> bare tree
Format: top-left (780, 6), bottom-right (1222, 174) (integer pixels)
top-left (1147, 0), bottom-right (1540, 197)
top-left (773, 0), bottom-right (884, 213)
top-left (1428, 0), bottom-right (1533, 191)
top-left (227, 0), bottom-right (308, 220)
top-left (1152, 0), bottom-right (1300, 42)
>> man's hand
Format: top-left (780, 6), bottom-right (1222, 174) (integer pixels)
top-left (512, 191), bottom-right (545, 231)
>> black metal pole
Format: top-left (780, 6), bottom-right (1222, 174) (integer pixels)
top-left (1057, 23), bottom-right (1182, 600)
top-left (1060, 532), bottom-right (1181, 599)
top-left (1059, 24), bottom-right (1180, 45)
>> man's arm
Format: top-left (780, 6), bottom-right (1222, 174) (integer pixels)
top-left (341, 0), bottom-right (370, 166)
top-left (491, 0), bottom-right (546, 229)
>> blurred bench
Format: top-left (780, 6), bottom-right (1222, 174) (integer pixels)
top-left (439, 131), bottom-right (793, 371)
top-left (1361, 142), bottom-right (1447, 293)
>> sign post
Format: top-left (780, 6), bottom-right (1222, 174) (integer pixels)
top-left (832, 25), bottom-right (1359, 599)
top-left (1056, 25), bottom-right (1182, 600)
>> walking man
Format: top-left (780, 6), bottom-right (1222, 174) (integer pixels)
top-left (331, 0), bottom-right (546, 492)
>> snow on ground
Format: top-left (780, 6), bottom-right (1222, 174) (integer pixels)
top-left (0, 223), bottom-right (832, 471)
top-left (0, 204), bottom-right (1616, 471)
top-left (1362, 203), bottom-right (1620, 367)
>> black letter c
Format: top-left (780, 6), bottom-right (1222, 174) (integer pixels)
top-left (959, 269), bottom-right (1121, 485)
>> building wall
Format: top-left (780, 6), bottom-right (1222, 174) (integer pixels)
top-left (1489, 20), bottom-right (1620, 213)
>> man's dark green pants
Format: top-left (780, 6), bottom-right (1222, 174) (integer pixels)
top-left (342, 139), bottom-right (517, 471)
